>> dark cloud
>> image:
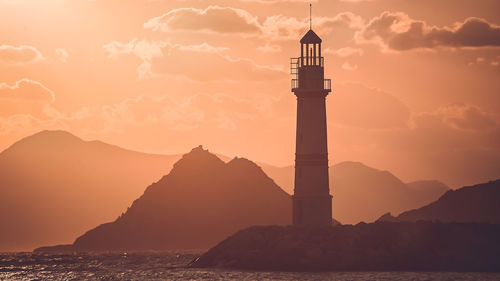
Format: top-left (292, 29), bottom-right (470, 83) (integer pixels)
top-left (359, 12), bottom-right (500, 50)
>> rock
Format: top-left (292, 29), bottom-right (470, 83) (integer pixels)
top-left (191, 222), bottom-right (500, 272)
top-left (34, 244), bottom-right (74, 254)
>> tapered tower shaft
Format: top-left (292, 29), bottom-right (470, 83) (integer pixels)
top-left (291, 29), bottom-right (332, 226)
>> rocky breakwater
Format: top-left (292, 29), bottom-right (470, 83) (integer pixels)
top-left (191, 222), bottom-right (500, 272)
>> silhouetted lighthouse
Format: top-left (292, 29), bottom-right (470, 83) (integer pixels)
top-left (291, 14), bottom-right (332, 226)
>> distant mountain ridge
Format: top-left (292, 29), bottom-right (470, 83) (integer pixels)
top-left (379, 179), bottom-right (500, 223)
top-left (66, 146), bottom-right (291, 251)
top-left (1, 130), bottom-right (448, 251)
top-left (0, 130), bottom-right (179, 252)
top-left (264, 161), bottom-right (449, 224)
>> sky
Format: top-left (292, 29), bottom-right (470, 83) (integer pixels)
top-left (0, 0), bottom-right (499, 188)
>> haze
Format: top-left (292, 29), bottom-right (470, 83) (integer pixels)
top-left (1, 0), bottom-right (499, 188)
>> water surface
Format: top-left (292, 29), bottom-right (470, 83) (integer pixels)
top-left (1, 252), bottom-right (499, 280)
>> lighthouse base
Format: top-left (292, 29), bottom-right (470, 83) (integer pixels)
top-left (292, 194), bottom-right (332, 226)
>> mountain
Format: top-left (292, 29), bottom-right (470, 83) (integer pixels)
top-left (0, 130), bottom-right (179, 252)
top-left (405, 180), bottom-right (450, 204)
top-left (378, 179), bottom-right (500, 223)
top-left (262, 161), bottom-right (449, 224)
top-left (1, 130), bottom-right (448, 251)
top-left (61, 146), bottom-right (291, 251)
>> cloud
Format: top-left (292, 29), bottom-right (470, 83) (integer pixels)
top-left (104, 39), bottom-right (169, 79)
top-left (68, 92), bottom-right (277, 135)
top-left (0, 78), bottom-right (54, 102)
top-left (0, 79), bottom-right (56, 119)
top-left (329, 83), bottom-right (410, 129)
top-left (379, 103), bottom-right (499, 154)
top-left (0, 45), bottom-right (45, 65)
top-left (0, 115), bottom-right (46, 137)
top-left (261, 12), bottom-right (364, 41)
top-left (435, 103), bottom-right (497, 131)
top-left (144, 6), bottom-right (363, 43)
top-left (151, 47), bottom-right (286, 81)
top-left (341, 61), bottom-right (358, 71)
top-left (257, 44), bottom-right (282, 53)
top-left (55, 48), bottom-right (69, 63)
top-left (104, 39), bottom-right (286, 81)
top-left (104, 39), bottom-right (166, 60)
top-left (144, 6), bottom-right (261, 35)
top-left (325, 47), bottom-right (364, 57)
top-left (357, 12), bottom-right (500, 51)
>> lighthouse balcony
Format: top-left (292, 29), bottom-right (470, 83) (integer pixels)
top-left (291, 78), bottom-right (331, 91)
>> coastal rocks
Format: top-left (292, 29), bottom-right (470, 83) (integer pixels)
top-left (191, 222), bottom-right (500, 272)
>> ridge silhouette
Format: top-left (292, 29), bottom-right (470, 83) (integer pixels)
top-left (0, 130), bottom-right (448, 251)
top-left (378, 179), bottom-right (500, 223)
top-left (67, 146), bottom-right (291, 251)
top-left (265, 161), bottom-right (449, 224)
top-left (0, 130), bottom-right (179, 252)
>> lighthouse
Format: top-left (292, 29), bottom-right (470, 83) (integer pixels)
top-left (290, 14), bottom-right (332, 226)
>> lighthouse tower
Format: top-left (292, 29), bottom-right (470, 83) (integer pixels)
top-left (290, 20), bottom-right (332, 226)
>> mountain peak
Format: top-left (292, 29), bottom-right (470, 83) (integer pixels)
top-left (227, 156), bottom-right (267, 176)
top-left (190, 144), bottom-right (206, 153)
top-left (70, 147), bottom-right (291, 251)
top-left (31, 130), bottom-right (80, 139)
top-left (228, 156), bottom-right (259, 168)
top-left (184, 145), bottom-right (218, 160)
top-left (170, 145), bottom-right (225, 173)
top-left (1, 130), bottom-right (83, 155)
top-left (20, 130), bottom-right (82, 144)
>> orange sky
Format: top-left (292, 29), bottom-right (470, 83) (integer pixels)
top-left (1, 0), bottom-right (499, 188)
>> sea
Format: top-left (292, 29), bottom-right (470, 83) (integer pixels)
top-left (1, 252), bottom-right (499, 281)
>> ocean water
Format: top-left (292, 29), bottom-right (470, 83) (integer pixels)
top-left (1, 252), bottom-right (499, 281)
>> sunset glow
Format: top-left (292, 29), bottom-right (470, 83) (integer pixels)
top-left (1, 0), bottom-right (499, 189)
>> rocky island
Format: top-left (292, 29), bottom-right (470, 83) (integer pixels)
top-left (191, 179), bottom-right (500, 271)
top-left (191, 221), bottom-right (500, 272)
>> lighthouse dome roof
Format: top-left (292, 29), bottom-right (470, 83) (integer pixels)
top-left (300, 29), bottom-right (322, 44)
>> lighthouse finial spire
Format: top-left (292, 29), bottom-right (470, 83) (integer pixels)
top-left (309, 3), bottom-right (312, 30)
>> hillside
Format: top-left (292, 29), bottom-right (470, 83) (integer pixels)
top-left (378, 179), bottom-right (500, 223)
top-left (0, 130), bottom-right (179, 252)
top-left (65, 146), bottom-right (291, 251)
